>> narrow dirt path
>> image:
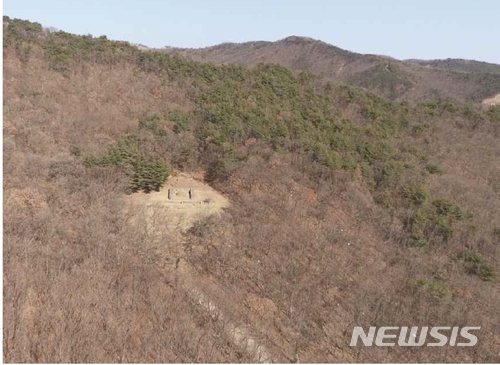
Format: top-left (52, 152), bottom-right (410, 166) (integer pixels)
top-left (175, 260), bottom-right (275, 363)
top-left (122, 173), bottom-right (286, 363)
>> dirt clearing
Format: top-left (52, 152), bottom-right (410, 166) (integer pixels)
top-left (483, 93), bottom-right (500, 106)
top-left (121, 174), bottom-right (282, 362)
top-left (123, 172), bottom-right (230, 232)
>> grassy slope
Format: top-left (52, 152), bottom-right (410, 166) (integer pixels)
top-left (3, 17), bottom-right (500, 362)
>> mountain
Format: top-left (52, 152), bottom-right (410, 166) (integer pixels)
top-left (4, 17), bottom-right (500, 363)
top-left (163, 36), bottom-right (500, 102)
top-left (406, 58), bottom-right (500, 74)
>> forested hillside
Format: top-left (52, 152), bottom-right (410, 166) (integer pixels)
top-left (163, 36), bottom-right (500, 103)
top-left (3, 17), bottom-right (500, 362)
top-left (407, 58), bottom-right (500, 74)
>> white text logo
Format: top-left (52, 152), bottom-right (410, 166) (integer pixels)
top-left (350, 326), bottom-right (480, 347)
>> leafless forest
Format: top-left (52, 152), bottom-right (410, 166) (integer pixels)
top-left (3, 18), bottom-right (500, 362)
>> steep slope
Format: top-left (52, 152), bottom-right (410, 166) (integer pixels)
top-left (164, 36), bottom-right (500, 102)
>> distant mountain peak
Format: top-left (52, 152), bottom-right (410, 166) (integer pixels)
top-left (161, 35), bottom-right (500, 102)
top-left (280, 35), bottom-right (318, 43)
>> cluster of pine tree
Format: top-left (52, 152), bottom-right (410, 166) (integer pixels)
top-left (84, 136), bottom-right (171, 192)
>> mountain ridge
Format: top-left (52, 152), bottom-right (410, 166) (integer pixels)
top-left (160, 35), bottom-right (500, 102)
top-left (4, 16), bottom-right (500, 363)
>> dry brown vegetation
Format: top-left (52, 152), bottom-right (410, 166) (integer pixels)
top-left (187, 150), bottom-right (500, 362)
top-left (3, 40), bottom-right (252, 363)
top-left (3, 17), bottom-right (500, 363)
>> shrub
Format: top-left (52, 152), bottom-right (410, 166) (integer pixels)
top-left (412, 123), bottom-right (430, 136)
top-left (416, 278), bottom-right (451, 299)
top-left (138, 115), bottom-right (166, 136)
top-left (69, 145), bottom-right (81, 157)
top-left (434, 216), bottom-right (454, 241)
top-left (460, 252), bottom-right (496, 281)
top-left (168, 109), bottom-right (192, 134)
top-left (18, 90), bottom-right (42, 98)
top-left (408, 235), bottom-right (429, 248)
top-left (405, 198), bottom-right (467, 246)
top-left (432, 199), bottom-right (464, 220)
top-left (440, 100), bottom-right (458, 114)
top-left (311, 142), bottom-right (341, 168)
top-left (492, 181), bottom-right (500, 193)
top-left (204, 149), bottom-right (247, 183)
top-left (403, 182), bottom-right (428, 205)
top-left (487, 105), bottom-right (500, 122)
top-left (426, 163), bottom-right (443, 174)
top-left (356, 142), bottom-right (394, 164)
top-left (372, 161), bottom-right (404, 189)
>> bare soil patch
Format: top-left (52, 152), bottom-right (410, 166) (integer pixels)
top-left (483, 93), bottom-right (500, 105)
top-left (123, 172), bottom-right (230, 232)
